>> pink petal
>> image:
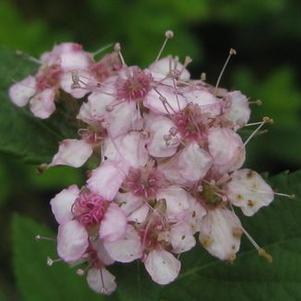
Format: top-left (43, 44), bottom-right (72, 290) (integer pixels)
top-left (50, 185), bottom-right (80, 224)
top-left (145, 114), bottom-right (179, 158)
top-left (59, 51), bottom-right (92, 71)
top-left (9, 76), bottom-right (36, 107)
top-left (103, 225), bottom-right (142, 262)
top-left (87, 268), bottom-right (117, 295)
top-left (99, 203), bottom-right (127, 242)
top-left (224, 91), bottom-right (251, 129)
top-left (158, 142), bottom-right (212, 186)
top-left (199, 208), bottom-right (242, 261)
top-left (91, 240), bottom-right (115, 265)
top-left (144, 249), bottom-right (181, 285)
top-left (29, 88), bottom-right (56, 119)
top-left (183, 88), bottom-right (222, 117)
top-left (103, 132), bottom-right (149, 169)
top-left (144, 82), bottom-right (187, 114)
top-left (87, 161), bottom-right (126, 200)
top-left (49, 139), bottom-right (93, 168)
top-left (208, 127), bottom-right (245, 175)
top-left (225, 169), bottom-right (274, 216)
top-left (148, 56), bottom-right (190, 81)
top-left (170, 222), bottom-right (196, 254)
top-left (57, 220), bottom-right (88, 262)
top-left (106, 102), bottom-right (140, 138)
top-left (60, 70), bottom-right (92, 99)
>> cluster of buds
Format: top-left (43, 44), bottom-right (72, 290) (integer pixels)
top-left (9, 31), bottom-right (292, 295)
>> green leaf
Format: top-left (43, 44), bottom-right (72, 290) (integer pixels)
top-left (12, 215), bottom-right (106, 301)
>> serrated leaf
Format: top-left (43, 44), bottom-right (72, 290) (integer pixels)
top-left (12, 215), bottom-right (105, 301)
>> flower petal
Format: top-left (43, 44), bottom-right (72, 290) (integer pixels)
top-left (159, 142), bottom-right (212, 186)
top-left (208, 127), bottom-right (245, 175)
top-left (104, 225), bottom-right (142, 262)
top-left (146, 114), bottom-right (179, 158)
top-left (87, 161), bottom-right (126, 200)
top-left (50, 185), bottom-right (79, 224)
top-left (57, 220), bottom-right (88, 262)
top-left (9, 76), bottom-right (36, 107)
top-left (29, 88), bottom-right (56, 119)
top-left (144, 249), bottom-right (181, 285)
top-left (87, 268), bottom-right (117, 295)
top-left (225, 169), bottom-right (274, 216)
top-left (49, 139), bottom-right (93, 168)
top-left (170, 222), bottom-right (196, 254)
top-left (199, 208), bottom-right (242, 261)
top-left (99, 203), bottom-right (127, 242)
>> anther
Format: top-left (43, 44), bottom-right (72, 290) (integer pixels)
top-left (155, 30), bottom-right (174, 61)
top-left (200, 72), bottom-right (206, 81)
top-left (76, 268), bottom-right (86, 276)
top-left (47, 256), bottom-right (61, 266)
top-left (35, 234), bottom-right (55, 241)
top-left (36, 163), bottom-right (48, 174)
top-left (114, 42), bottom-right (126, 65)
top-left (258, 248), bottom-right (273, 263)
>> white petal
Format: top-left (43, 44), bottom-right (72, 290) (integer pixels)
top-left (87, 161), bottom-right (126, 200)
top-left (185, 195), bottom-right (206, 233)
top-left (60, 51), bottom-right (91, 71)
top-left (87, 268), bottom-right (117, 295)
top-left (49, 139), bottom-right (93, 168)
top-left (99, 203), bottom-right (127, 242)
top-left (9, 76), bottom-right (36, 107)
top-left (29, 88), bottom-right (56, 119)
top-left (156, 186), bottom-right (190, 221)
top-left (199, 208), bottom-right (242, 261)
top-left (104, 225), bottom-right (142, 262)
top-left (50, 185), bottom-right (79, 224)
top-left (144, 249), bottom-right (181, 285)
top-left (170, 222), bottom-right (196, 254)
top-left (91, 240), bottom-right (115, 265)
top-left (57, 220), bottom-right (88, 262)
top-left (225, 169), bottom-right (274, 216)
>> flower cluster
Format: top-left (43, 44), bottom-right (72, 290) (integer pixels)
top-left (10, 33), bottom-right (285, 295)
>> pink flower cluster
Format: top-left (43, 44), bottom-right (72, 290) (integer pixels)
top-left (10, 36), bottom-right (279, 295)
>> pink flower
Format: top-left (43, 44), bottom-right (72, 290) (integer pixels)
top-left (50, 185), bottom-right (127, 262)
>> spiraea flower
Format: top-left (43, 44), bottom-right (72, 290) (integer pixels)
top-left (11, 31), bottom-right (294, 295)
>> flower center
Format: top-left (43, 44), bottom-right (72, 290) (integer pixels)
top-left (124, 167), bottom-right (166, 198)
top-left (36, 65), bottom-right (62, 91)
top-left (116, 67), bottom-right (152, 101)
top-left (72, 191), bottom-right (108, 227)
top-left (173, 104), bottom-right (208, 142)
top-left (200, 183), bottom-right (224, 208)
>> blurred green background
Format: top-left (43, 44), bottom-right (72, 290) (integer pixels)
top-left (0, 0), bottom-right (300, 299)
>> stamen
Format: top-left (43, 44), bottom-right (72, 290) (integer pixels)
top-left (114, 43), bottom-right (126, 65)
top-left (16, 50), bottom-right (42, 64)
top-left (200, 72), bottom-right (206, 81)
top-left (47, 256), bottom-right (62, 266)
top-left (76, 268), bottom-right (85, 276)
top-left (230, 205), bottom-right (272, 263)
top-left (248, 99), bottom-right (262, 106)
top-left (155, 30), bottom-right (174, 61)
top-left (92, 43), bottom-right (113, 57)
top-left (215, 48), bottom-right (236, 93)
top-left (274, 192), bottom-right (295, 199)
top-left (35, 234), bottom-right (55, 241)
top-left (244, 116), bottom-right (273, 146)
